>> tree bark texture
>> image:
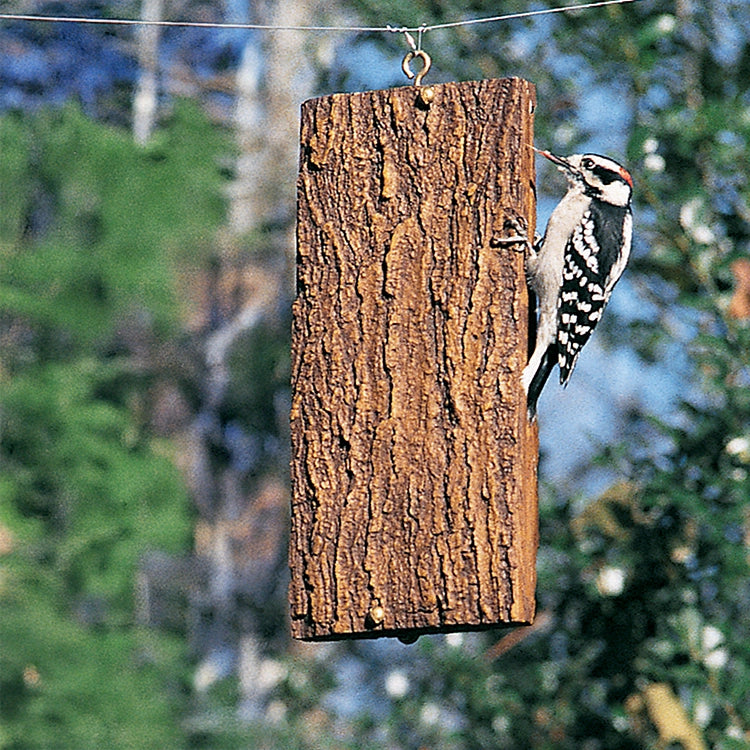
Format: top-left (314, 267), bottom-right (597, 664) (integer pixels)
top-left (290, 78), bottom-right (538, 640)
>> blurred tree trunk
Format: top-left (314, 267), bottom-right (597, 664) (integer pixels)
top-left (133, 0), bottom-right (162, 145)
top-left (229, 2), bottom-right (316, 233)
top-left (187, 0), bottom-right (321, 707)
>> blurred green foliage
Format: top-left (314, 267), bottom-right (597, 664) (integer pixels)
top-left (0, 101), bottom-right (228, 344)
top-left (0, 101), bottom-right (231, 748)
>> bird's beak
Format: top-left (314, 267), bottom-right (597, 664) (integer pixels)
top-left (533, 147), bottom-right (574, 173)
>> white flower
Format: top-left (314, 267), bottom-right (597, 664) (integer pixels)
top-left (257, 659), bottom-right (287, 691)
top-left (694, 699), bottom-right (712, 728)
top-left (680, 198), bottom-right (716, 244)
top-left (725, 436), bottom-right (750, 460)
top-left (680, 197), bottom-right (702, 230)
top-left (704, 648), bottom-right (728, 670)
top-left (193, 660), bottom-right (221, 692)
top-left (596, 566), bottom-right (626, 596)
top-left (643, 137), bottom-right (659, 154)
top-left (701, 626), bottom-right (728, 670)
top-left (701, 625), bottom-right (724, 652)
top-left (492, 715), bottom-right (510, 734)
top-left (385, 669), bottom-right (409, 699)
top-left (420, 702), bottom-right (441, 725)
top-left (656, 14), bottom-right (676, 34)
top-left (644, 153), bottom-right (665, 172)
top-left (691, 225), bottom-right (715, 244)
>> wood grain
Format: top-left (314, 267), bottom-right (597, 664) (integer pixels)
top-left (290, 78), bottom-right (538, 640)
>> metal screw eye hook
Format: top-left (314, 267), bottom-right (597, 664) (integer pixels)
top-left (402, 49), bottom-right (432, 87)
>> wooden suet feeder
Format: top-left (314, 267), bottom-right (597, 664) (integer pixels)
top-left (290, 75), bottom-right (539, 641)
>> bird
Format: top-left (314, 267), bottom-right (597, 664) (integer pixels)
top-left (522, 148), bottom-right (633, 419)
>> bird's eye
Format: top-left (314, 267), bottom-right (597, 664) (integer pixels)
top-left (582, 158), bottom-right (594, 170)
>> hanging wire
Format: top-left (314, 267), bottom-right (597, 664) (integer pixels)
top-left (0, 0), bottom-right (642, 35)
top-left (418, 0), bottom-right (641, 31)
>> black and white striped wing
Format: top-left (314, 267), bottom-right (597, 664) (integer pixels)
top-left (556, 202), bottom-right (631, 385)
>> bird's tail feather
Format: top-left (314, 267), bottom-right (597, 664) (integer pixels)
top-left (526, 345), bottom-right (556, 420)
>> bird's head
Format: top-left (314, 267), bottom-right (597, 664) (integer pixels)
top-left (534, 148), bottom-right (633, 207)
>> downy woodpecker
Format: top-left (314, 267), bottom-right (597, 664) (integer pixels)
top-left (523, 149), bottom-right (633, 418)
